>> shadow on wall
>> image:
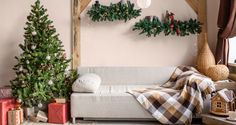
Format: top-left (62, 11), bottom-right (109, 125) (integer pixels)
top-left (1, 40), bottom-right (19, 86)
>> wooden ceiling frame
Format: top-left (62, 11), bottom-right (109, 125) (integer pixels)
top-left (72, 0), bottom-right (207, 69)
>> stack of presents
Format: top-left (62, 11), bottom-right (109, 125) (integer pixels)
top-left (0, 86), bottom-right (68, 125)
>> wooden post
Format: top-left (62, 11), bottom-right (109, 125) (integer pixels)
top-left (72, 0), bottom-right (91, 69)
top-left (72, 0), bottom-right (81, 69)
top-left (185, 0), bottom-right (207, 51)
top-left (197, 0), bottom-right (207, 51)
top-left (185, 0), bottom-right (198, 14)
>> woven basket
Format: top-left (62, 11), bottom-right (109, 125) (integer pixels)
top-left (196, 33), bottom-right (215, 75)
top-left (206, 65), bottom-right (229, 81)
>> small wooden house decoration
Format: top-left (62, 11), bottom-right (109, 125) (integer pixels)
top-left (211, 89), bottom-right (235, 116)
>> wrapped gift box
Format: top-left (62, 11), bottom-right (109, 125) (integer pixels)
top-left (0, 86), bottom-right (12, 99)
top-left (54, 98), bottom-right (66, 103)
top-left (8, 108), bottom-right (24, 125)
top-left (36, 110), bottom-right (48, 122)
top-left (23, 107), bottom-right (35, 119)
top-left (48, 103), bottom-right (68, 124)
top-left (0, 98), bottom-right (16, 125)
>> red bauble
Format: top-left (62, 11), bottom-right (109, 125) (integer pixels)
top-left (176, 28), bottom-right (180, 36)
top-left (169, 12), bottom-right (174, 20)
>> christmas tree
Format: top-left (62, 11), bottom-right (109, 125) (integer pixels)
top-left (11, 0), bottom-right (76, 107)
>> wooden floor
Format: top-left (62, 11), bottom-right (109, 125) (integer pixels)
top-left (23, 121), bottom-right (162, 125)
top-left (23, 120), bottom-right (203, 125)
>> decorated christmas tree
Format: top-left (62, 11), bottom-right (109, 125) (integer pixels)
top-left (11, 0), bottom-right (76, 107)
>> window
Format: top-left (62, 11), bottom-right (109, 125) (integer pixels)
top-left (216, 102), bottom-right (222, 108)
top-left (229, 37), bottom-right (236, 63)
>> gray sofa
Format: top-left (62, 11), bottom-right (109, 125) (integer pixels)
top-left (71, 67), bottom-right (210, 124)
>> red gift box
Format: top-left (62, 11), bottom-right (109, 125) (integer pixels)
top-left (0, 98), bottom-right (16, 125)
top-left (48, 103), bottom-right (68, 124)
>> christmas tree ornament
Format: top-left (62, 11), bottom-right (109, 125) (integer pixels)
top-left (19, 66), bottom-right (23, 71)
top-left (46, 55), bottom-right (51, 60)
top-left (17, 98), bottom-right (22, 103)
top-left (63, 53), bottom-right (66, 59)
top-left (64, 68), bottom-right (70, 76)
top-left (26, 60), bottom-right (30, 64)
top-left (31, 45), bottom-right (36, 50)
top-left (48, 80), bottom-right (53, 85)
top-left (32, 31), bottom-right (37, 36)
top-left (137, 0), bottom-right (151, 9)
top-left (38, 103), bottom-right (43, 108)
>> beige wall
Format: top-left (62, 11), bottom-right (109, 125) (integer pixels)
top-left (81, 0), bottom-right (198, 67)
top-left (0, 0), bottom-right (220, 86)
top-left (0, 0), bottom-right (71, 85)
top-left (207, 0), bottom-right (220, 53)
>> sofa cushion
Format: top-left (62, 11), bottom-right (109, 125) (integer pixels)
top-left (72, 73), bottom-right (101, 93)
top-left (77, 67), bottom-right (176, 85)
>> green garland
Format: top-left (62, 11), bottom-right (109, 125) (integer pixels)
top-left (133, 11), bottom-right (202, 37)
top-left (87, 0), bottom-right (141, 22)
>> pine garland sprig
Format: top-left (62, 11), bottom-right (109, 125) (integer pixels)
top-left (87, 0), bottom-right (141, 22)
top-left (133, 11), bottom-right (202, 37)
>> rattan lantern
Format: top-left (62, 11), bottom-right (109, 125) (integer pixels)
top-left (206, 65), bottom-right (229, 81)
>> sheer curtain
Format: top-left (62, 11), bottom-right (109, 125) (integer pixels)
top-left (215, 0), bottom-right (236, 65)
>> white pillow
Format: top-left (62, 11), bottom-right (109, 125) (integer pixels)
top-left (72, 73), bottom-right (101, 93)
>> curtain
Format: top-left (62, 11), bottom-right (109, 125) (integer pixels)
top-left (215, 0), bottom-right (236, 65)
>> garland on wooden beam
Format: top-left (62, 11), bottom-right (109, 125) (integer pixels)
top-left (133, 11), bottom-right (202, 37)
top-left (87, 0), bottom-right (141, 22)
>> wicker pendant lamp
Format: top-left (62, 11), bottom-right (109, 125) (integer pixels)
top-left (196, 33), bottom-right (216, 75)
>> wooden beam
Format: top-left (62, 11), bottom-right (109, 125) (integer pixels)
top-left (72, 0), bottom-right (81, 69)
top-left (185, 0), bottom-right (198, 14)
top-left (80, 0), bottom-right (91, 14)
top-left (72, 0), bottom-right (91, 69)
top-left (197, 0), bottom-right (207, 50)
top-left (186, 0), bottom-right (207, 51)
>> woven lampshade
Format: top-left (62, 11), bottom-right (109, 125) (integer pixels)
top-left (206, 65), bottom-right (229, 81)
top-left (196, 33), bottom-right (215, 75)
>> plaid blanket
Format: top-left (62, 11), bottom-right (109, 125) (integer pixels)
top-left (128, 66), bottom-right (215, 124)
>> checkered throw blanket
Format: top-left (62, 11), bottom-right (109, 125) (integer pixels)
top-left (129, 66), bottom-right (215, 124)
